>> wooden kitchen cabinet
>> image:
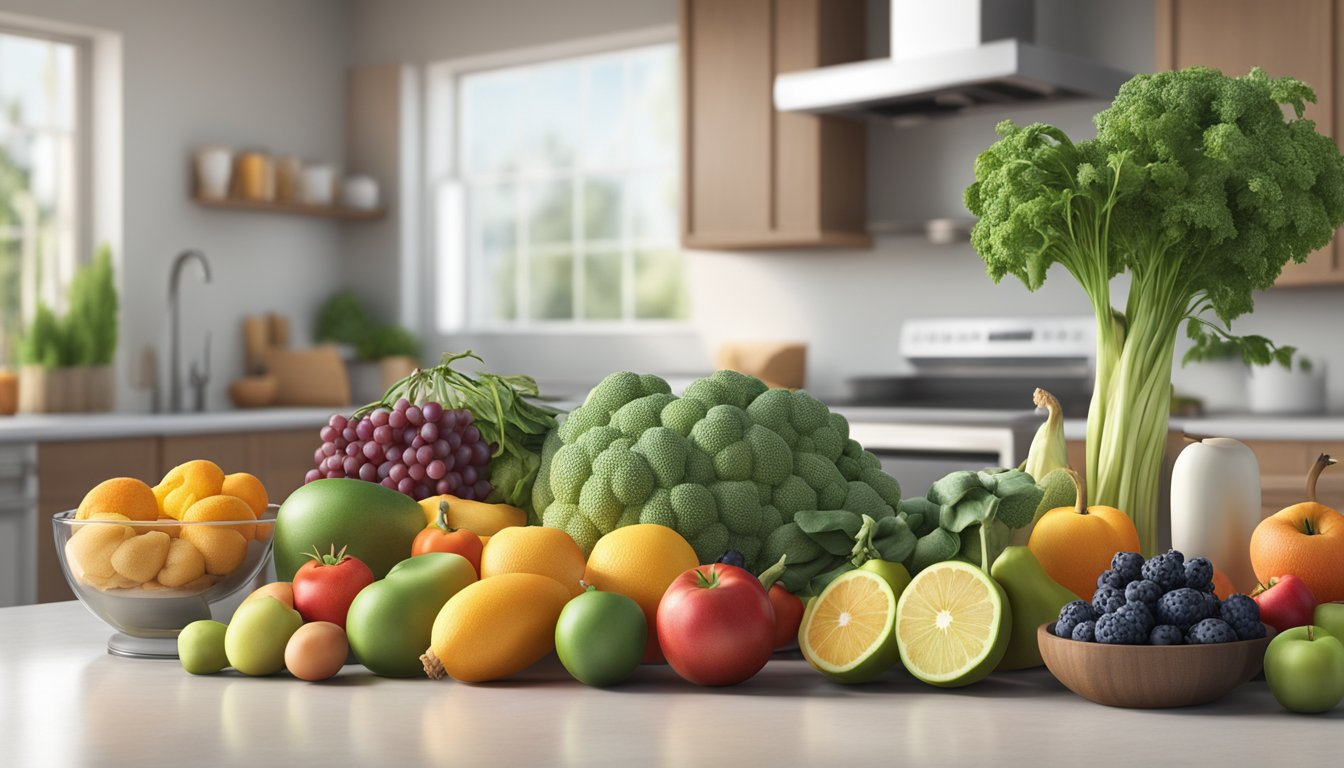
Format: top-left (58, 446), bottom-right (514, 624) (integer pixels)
top-left (680, 0), bottom-right (869, 249)
top-left (35, 428), bottom-right (316, 603)
top-left (1243, 439), bottom-right (1344, 517)
top-left (1156, 0), bottom-right (1344, 286)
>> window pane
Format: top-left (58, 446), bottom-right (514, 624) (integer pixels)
top-left (530, 251), bottom-right (573, 320)
top-left (581, 55), bottom-right (625, 168)
top-left (628, 45), bottom-right (678, 167)
top-left (528, 180), bottom-right (572, 245)
top-left (525, 61), bottom-right (581, 168)
top-left (630, 171), bottom-right (677, 243)
top-left (468, 184), bottom-right (517, 324)
top-left (583, 250), bottom-right (622, 320)
top-left (635, 249), bottom-right (688, 320)
top-left (582, 174), bottom-right (622, 242)
top-left (0, 34), bottom-right (75, 130)
top-left (461, 69), bottom-right (525, 176)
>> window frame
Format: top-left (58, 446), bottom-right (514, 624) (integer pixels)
top-left (0, 21), bottom-right (93, 321)
top-left (424, 25), bottom-right (688, 336)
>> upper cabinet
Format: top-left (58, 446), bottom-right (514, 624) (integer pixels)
top-left (680, 0), bottom-right (870, 250)
top-left (1156, 0), bottom-right (1344, 286)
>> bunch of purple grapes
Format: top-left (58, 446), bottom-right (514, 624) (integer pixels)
top-left (305, 398), bottom-right (494, 501)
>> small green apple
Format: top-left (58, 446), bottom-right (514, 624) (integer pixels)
top-left (1264, 625), bottom-right (1344, 714)
top-left (1314, 602), bottom-right (1344, 643)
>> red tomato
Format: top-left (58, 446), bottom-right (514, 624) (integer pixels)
top-left (411, 509), bottom-right (483, 576)
top-left (767, 583), bottom-right (805, 649)
top-left (292, 545), bottom-right (375, 629)
top-left (656, 564), bottom-right (774, 686)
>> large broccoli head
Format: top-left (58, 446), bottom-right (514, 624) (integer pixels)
top-left (534, 370), bottom-right (902, 571)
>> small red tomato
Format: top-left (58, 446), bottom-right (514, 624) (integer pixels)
top-left (411, 508), bottom-right (483, 576)
top-left (767, 583), bottom-right (805, 649)
top-left (1253, 574), bottom-right (1319, 633)
top-left (292, 545), bottom-right (375, 629)
top-left (657, 564), bottom-right (774, 686)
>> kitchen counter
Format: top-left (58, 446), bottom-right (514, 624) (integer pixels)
top-left (1064, 415), bottom-right (1344, 442)
top-left (0, 408), bottom-right (333, 443)
top-left (2, 602), bottom-right (1338, 766)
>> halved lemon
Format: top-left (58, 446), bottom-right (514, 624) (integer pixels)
top-left (895, 560), bottom-right (1011, 687)
top-left (799, 569), bottom-right (900, 684)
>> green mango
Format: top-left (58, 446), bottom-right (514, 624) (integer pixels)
top-left (274, 478), bottom-right (425, 581)
top-left (225, 596), bottom-right (303, 676)
top-left (346, 553), bottom-right (478, 677)
top-left (990, 546), bottom-right (1081, 670)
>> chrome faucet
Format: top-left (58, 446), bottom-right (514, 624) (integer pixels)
top-left (168, 249), bottom-right (211, 413)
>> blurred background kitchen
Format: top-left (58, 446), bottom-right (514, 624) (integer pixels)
top-left (2, 0), bottom-right (1342, 606)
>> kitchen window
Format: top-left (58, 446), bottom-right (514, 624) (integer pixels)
top-left (429, 33), bottom-right (686, 331)
top-left (0, 25), bottom-right (87, 362)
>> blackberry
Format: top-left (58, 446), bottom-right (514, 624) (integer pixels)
top-left (1095, 608), bottom-right (1148, 645)
top-left (717, 549), bottom-right (746, 569)
top-left (1117, 601), bottom-right (1155, 635)
top-left (1055, 600), bottom-right (1097, 638)
top-left (1220, 594), bottom-right (1267, 640)
top-left (1124, 579), bottom-right (1162, 608)
top-left (1149, 624), bottom-right (1184, 645)
top-left (1096, 569), bottom-right (1128, 590)
top-left (1187, 618), bottom-right (1238, 644)
top-left (1110, 551), bottom-right (1145, 583)
top-left (1072, 620), bottom-right (1097, 642)
top-left (1184, 556), bottom-right (1214, 591)
top-left (1200, 591), bottom-right (1221, 622)
top-left (1092, 585), bottom-right (1126, 616)
top-left (1141, 551), bottom-right (1187, 593)
top-left (1155, 588), bottom-right (1207, 630)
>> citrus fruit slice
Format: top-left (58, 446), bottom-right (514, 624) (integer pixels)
top-left (799, 568), bottom-right (900, 684)
top-left (896, 560), bottom-right (1011, 687)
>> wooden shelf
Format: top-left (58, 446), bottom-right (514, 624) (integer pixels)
top-left (192, 195), bottom-right (386, 221)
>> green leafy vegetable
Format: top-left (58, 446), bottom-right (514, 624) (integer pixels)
top-left (964, 66), bottom-right (1344, 553)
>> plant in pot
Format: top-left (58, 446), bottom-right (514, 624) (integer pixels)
top-left (315, 290), bottom-right (421, 404)
top-left (964, 67), bottom-right (1344, 555)
top-left (16, 246), bottom-right (118, 413)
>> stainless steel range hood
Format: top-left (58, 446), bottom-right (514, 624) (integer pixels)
top-left (774, 0), bottom-right (1132, 122)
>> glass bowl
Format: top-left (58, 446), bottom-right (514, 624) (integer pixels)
top-left (53, 505), bottom-right (276, 658)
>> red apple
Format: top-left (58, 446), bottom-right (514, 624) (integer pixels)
top-left (1252, 575), bottom-right (1319, 633)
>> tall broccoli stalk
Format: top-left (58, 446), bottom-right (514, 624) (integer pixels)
top-left (966, 67), bottom-right (1344, 554)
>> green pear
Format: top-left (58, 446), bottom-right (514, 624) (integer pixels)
top-left (991, 546), bottom-right (1082, 670)
top-left (225, 596), bottom-right (303, 676)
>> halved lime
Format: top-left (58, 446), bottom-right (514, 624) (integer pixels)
top-left (896, 560), bottom-right (1011, 687)
top-left (799, 569), bottom-right (900, 684)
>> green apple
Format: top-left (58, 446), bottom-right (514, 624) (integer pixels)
top-left (225, 596), bottom-right (303, 676)
top-left (1314, 602), bottom-right (1344, 643)
top-left (1264, 625), bottom-right (1344, 714)
top-left (346, 552), bottom-right (477, 677)
top-left (555, 587), bottom-right (646, 687)
top-left (991, 546), bottom-right (1081, 670)
top-left (178, 619), bottom-right (228, 675)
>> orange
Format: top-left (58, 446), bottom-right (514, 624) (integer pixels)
top-left (183, 495), bottom-right (257, 540)
top-left (77, 477), bottom-right (159, 522)
top-left (425, 572), bottom-right (571, 683)
top-left (1250, 501), bottom-right (1344, 602)
top-left (154, 460), bottom-right (225, 520)
top-left (1211, 568), bottom-right (1239, 599)
top-left (180, 525), bottom-right (248, 576)
top-left (222, 472), bottom-right (269, 517)
top-left (582, 524), bottom-right (699, 663)
top-left (157, 538), bottom-right (207, 587)
top-left (242, 581), bottom-right (295, 610)
top-left (1027, 471), bottom-right (1141, 600)
top-left (479, 526), bottom-right (586, 597)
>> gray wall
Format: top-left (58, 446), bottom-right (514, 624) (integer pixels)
top-left (0, 0), bottom-right (352, 411)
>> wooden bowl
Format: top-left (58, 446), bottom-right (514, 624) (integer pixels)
top-left (228, 375), bottom-right (279, 408)
top-left (1038, 622), bottom-right (1273, 708)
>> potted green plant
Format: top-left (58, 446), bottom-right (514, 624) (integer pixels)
top-left (315, 290), bottom-right (421, 404)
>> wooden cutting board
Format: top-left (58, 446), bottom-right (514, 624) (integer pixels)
top-left (263, 345), bottom-right (351, 407)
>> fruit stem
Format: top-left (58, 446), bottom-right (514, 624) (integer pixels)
top-left (1064, 468), bottom-right (1088, 516)
top-left (1306, 454), bottom-right (1337, 503)
top-left (694, 566), bottom-right (722, 589)
top-left (437, 501), bottom-right (452, 532)
top-left (1308, 625), bottom-right (1316, 642)
top-left (759, 554), bottom-right (788, 591)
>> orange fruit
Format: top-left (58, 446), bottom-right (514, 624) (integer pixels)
top-left (222, 472), bottom-right (269, 517)
top-left (180, 525), bottom-right (248, 576)
top-left (479, 526), bottom-right (586, 597)
top-left (425, 572), bottom-right (570, 683)
top-left (1028, 497), bottom-right (1140, 600)
top-left (77, 477), bottom-right (158, 522)
top-left (1250, 501), bottom-right (1344, 602)
top-left (242, 581), bottom-right (295, 610)
top-left (582, 524), bottom-right (699, 663)
top-left (154, 460), bottom-right (225, 519)
top-left (183, 495), bottom-right (257, 540)
top-left (1211, 568), bottom-right (1239, 599)
top-left (110, 531), bottom-right (172, 584)
top-left (157, 538), bottom-right (207, 587)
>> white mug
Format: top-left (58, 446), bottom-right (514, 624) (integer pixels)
top-left (195, 146), bottom-right (234, 199)
top-left (302, 164), bottom-right (335, 205)
top-left (342, 175), bottom-right (379, 209)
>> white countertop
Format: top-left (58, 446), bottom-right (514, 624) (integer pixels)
top-left (0, 408), bottom-right (334, 443)
top-left (1, 601), bottom-right (1339, 766)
